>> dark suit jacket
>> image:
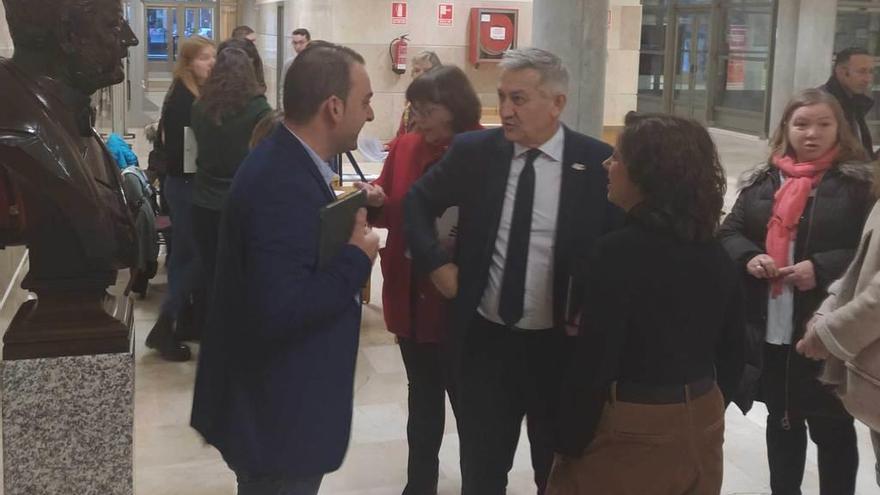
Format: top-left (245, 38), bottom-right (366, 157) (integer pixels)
top-left (404, 126), bottom-right (622, 353)
top-left (190, 124), bottom-right (372, 477)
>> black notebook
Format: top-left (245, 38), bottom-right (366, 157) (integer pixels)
top-left (317, 189), bottom-right (367, 268)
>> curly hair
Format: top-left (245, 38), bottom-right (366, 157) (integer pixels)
top-left (199, 47), bottom-right (260, 125)
top-left (618, 112), bottom-right (727, 242)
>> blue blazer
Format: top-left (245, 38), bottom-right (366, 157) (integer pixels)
top-left (191, 124), bottom-right (372, 477)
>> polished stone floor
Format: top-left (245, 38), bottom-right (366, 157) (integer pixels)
top-left (123, 128), bottom-right (880, 495)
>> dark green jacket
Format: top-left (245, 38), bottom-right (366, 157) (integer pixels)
top-left (191, 95), bottom-right (271, 211)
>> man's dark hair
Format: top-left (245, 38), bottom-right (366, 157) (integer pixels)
top-left (283, 41), bottom-right (365, 124)
top-left (834, 47), bottom-right (872, 69)
top-left (292, 28), bottom-right (311, 40)
top-left (406, 65), bottom-right (481, 133)
top-left (231, 25), bottom-right (255, 39)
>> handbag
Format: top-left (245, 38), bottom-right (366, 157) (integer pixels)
top-left (147, 87), bottom-right (176, 176)
top-left (147, 119), bottom-right (168, 176)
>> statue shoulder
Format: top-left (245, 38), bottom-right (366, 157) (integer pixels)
top-left (0, 59), bottom-right (50, 138)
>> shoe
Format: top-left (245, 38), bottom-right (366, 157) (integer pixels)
top-left (175, 292), bottom-right (205, 342)
top-left (145, 313), bottom-right (191, 361)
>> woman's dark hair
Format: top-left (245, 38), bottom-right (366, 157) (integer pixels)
top-left (405, 65), bottom-right (481, 133)
top-left (618, 112), bottom-right (727, 242)
top-left (199, 47), bottom-right (260, 125)
top-left (217, 37), bottom-right (267, 94)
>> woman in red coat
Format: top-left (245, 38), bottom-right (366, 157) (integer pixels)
top-left (359, 65), bottom-right (481, 495)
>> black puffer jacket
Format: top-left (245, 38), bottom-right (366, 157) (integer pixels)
top-left (718, 161), bottom-right (874, 415)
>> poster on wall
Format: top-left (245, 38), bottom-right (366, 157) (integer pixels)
top-left (439, 3), bottom-right (454, 27)
top-left (392, 2), bottom-right (407, 25)
top-left (727, 25), bottom-right (746, 90)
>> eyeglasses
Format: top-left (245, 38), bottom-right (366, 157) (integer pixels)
top-left (410, 105), bottom-right (438, 119)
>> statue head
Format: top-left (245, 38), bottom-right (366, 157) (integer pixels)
top-left (3, 0), bottom-right (138, 94)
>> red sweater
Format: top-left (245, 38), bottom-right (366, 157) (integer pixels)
top-left (372, 132), bottom-right (450, 343)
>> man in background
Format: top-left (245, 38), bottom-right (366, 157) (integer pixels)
top-left (821, 47), bottom-right (876, 157)
top-left (292, 28), bottom-right (311, 55)
top-left (231, 25), bottom-right (257, 43)
top-left (283, 28), bottom-right (311, 78)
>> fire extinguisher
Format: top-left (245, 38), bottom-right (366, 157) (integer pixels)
top-left (389, 34), bottom-right (409, 75)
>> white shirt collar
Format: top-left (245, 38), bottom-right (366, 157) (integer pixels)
top-left (513, 124), bottom-right (565, 163)
top-left (284, 124), bottom-right (337, 186)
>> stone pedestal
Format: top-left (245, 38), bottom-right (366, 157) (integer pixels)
top-left (1, 340), bottom-right (134, 495)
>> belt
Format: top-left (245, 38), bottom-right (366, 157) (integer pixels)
top-left (614, 376), bottom-right (715, 405)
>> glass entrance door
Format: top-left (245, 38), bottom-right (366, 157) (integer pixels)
top-left (145, 3), bottom-right (215, 88)
top-left (672, 11), bottom-right (711, 122)
top-left (146, 6), bottom-right (177, 74)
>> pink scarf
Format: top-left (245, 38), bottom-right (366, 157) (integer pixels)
top-left (766, 147), bottom-right (837, 296)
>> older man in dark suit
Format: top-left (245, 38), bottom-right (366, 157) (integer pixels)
top-left (190, 42), bottom-right (381, 495)
top-left (405, 48), bottom-right (623, 494)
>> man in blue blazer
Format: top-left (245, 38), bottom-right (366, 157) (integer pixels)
top-left (191, 42), bottom-right (382, 495)
top-left (405, 48), bottom-right (623, 494)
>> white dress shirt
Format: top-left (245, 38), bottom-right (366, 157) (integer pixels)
top-left (478, 125), bottom-right (565, 330)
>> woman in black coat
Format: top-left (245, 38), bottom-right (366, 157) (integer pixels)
top-left (718, 88), bottom-right (874, 495)
top-left (548, 113), bottom-right (745, 494)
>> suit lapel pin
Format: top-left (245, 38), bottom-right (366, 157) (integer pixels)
top-left (571, 163), bottom-right (587, 171)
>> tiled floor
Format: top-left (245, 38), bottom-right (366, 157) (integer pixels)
top-left (121, 128), bottom-right (878, 494)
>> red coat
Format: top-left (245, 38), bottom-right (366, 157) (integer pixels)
top-left (373, 132), bottom-right (450, 343)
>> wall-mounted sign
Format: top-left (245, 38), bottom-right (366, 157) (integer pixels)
top-left (392, 2), bottom-right (407, 25)
top-left (439, 3), bottom-right (454, 27)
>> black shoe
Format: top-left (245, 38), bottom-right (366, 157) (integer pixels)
top-left (175, 294), bottom-right (203, 342)
top-left (146, 313), bottom-right (192, 361)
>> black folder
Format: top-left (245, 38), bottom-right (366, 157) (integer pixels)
top-left (317, 189), bottom-right (367, 268)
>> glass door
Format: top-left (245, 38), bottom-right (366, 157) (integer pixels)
top-left (146, 6), bottom-right (178, 74)
top-left (183, 7), bottom-right (214, 40)
top-left (145, 3), bottom-right (216, 90)
top-left (672, 11), bottom-right (711, 121)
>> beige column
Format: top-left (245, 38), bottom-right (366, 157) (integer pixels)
top-left (532, 0), bottom-right (610, 138)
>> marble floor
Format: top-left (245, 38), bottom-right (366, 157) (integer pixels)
top-left (114, 128), bottom-right (880, 494)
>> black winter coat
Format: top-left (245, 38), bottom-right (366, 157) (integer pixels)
top-left (821, 76), bottom-right (875, 159)
top-left (718, 161), bottom-right (874, 415)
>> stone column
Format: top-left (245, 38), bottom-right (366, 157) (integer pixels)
top-left (286, 0), bottom-right (334, 41)
top-left (124, 0), bottom-right (149, 128)
top-left (769, 0), bottom-right (838, 129)
top-left (532, 0), bottom-right (609, 138)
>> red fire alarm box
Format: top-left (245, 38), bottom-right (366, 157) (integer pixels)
top-left (468, 8), bottom-right (518, 67)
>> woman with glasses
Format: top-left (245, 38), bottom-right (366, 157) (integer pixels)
top-left (358, 65), bottom-right (480, 495)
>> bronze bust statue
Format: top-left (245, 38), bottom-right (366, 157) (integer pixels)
top-left (0, 0), bottom-right (139, 359)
